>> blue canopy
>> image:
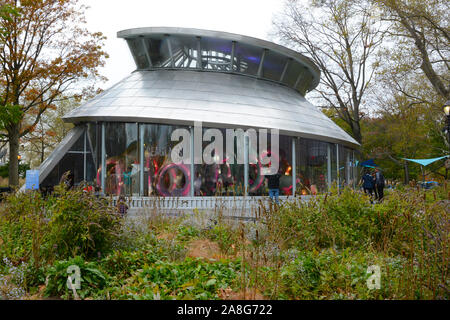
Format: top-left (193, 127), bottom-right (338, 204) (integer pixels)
top-left (360, 159), bottom-right (378, 167)
top-left (402, 156), bottom-right (449, 167)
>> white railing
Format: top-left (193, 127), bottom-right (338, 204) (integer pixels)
top-left (113, 195), bottom-right (312, 211)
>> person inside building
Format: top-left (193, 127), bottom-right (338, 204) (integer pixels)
top-left (265, 168), bottom-right (282, 205)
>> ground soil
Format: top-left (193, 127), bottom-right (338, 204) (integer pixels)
top-left (186, 239), bottom-right (225, 260)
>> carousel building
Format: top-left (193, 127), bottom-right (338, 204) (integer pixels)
top-left (37, 27), bottom-right (359, 207)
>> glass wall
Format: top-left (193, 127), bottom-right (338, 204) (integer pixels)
top-left (338, 145), bottom-right (347, 188)
top-left (104, 123), bottom-right (139, 196)
top-left (142, 123), bottom-right (191, 197)
top-left (40, 128), bottom-right (96, 189)
top-left (249, 134), bottom-right (293, 196)
top-left (126, 35), bottom-right (315, 95)
top-left (195, 127), bottom-right (245, 196)
top-left (87, 123), bottom-right (100, 187)
top-left (296, 139), bottom-right (329, 195)
top-left (40, 122), bottom-right (358, 197)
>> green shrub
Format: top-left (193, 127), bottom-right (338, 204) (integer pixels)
top-left (0, 186), bottom-right (122, 265)
top-left (0, 192), bottom-right (49, 266)
top-left (204, 224), bottom-right (239, 254)
top-left (107, 258), bottom-right (241, 300)
top-left (46, 185), bottom-right (122, 259)
top-left (45, 256), bottom-right (107, 300)
top-left (176, 224), bottom-right (200, 242)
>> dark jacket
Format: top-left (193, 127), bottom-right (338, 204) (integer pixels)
top-left (375, 171), bottom-right (385, 186)
top-left (266, 173), bottom-right (282, 189)
top-left (362, 173), bottom-right (374, 189)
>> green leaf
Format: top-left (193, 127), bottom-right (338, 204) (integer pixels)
top-left (205, 278), bottom-right (217, 287)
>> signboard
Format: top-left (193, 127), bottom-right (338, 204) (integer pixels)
top-left (25, 170), bottom-right (40, 190)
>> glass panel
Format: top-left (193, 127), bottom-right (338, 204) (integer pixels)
top-left (262, 51), bottom-right (286, 81)
top-left (142, 124), bottom-right (191, 197)
top-left (200, 37), bottom-right (233, 71)
top-left (127, 38), bottom-right (150, 69)
top-left (249, 133), bottom-right (292, 196)
top-left (170, 35), bottom-right (202, 69)
top-left (354, 149), bottom-right (362, 188)
top-left (277, 135), bottom-right (293, 196)
top-left (104, 123), bottom-right (139, 196)
top-left (144, 36), bottom-right (172, 68)
top-left (282, 61), bottom-right (304, 88)
top-left (296, 139), bottom-right (329, 195)
top-left (195, 128), bottom-right (245, 196)
top-left (297, 72), bottom-right (313, 96)
top-left (69, 134), bottom-right (85, 152)
top-left (338, 145), bottom-right (348, 188)
top-left (40, 130), bottom-right (88, 190)
top-left (85, 151), bottom-right (96, 187)
top-left (234, 43), bottom-right (264, 76)
top-left (87, 123), bottom-right (101, 187)
top-left (40, 151), bottom-right (84, 189)
top-left (331, 144), bottom-right (338, 185)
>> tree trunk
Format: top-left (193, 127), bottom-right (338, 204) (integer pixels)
top-left (404, 161), bottom-right (410, 185)
top-left (8, 125), bottom-right (20, 188)
top-left (41, 139), bottom-right (45, 164)
top-left (350, 119), bottom-right (362, 144)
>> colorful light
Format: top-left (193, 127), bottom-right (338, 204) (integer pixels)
top-left (285, 166), bottom-right (292, 175)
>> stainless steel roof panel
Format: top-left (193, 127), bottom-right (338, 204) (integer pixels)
top-left (64, 70), bottom-right (359, 147)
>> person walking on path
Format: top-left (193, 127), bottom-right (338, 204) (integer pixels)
top-left (361, 170), bottom-right (375, 203)
top-left (371, 172), bottom-right (378, 200)
top-left (265, 170), bottom-right (282, 205)
top-left (375, 168), bottom-right (385, 202)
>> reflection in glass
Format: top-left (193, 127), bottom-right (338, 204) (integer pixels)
top-left (249, 133), bottom-right (292, 196)
top-left (142, 124), bottom-right (191, 197)
top-left (41, 130), bottom-right (90, 188)
top-left (127, 38), bottom-right (151, 69)
top-left (40, 122), bottom-right (357, 197)
top-left (296, 139), bottom-right (329, 195)
top-left (338, 145), bottom-right (348, 188)
top-left (263, 51), bottom-right (286, 81)
top-left (195, 128), bottom-right (244, 196)
top-left (234, 43), bottom-right (263, 76)
top-left (104, 123), bottom-right (139, 196)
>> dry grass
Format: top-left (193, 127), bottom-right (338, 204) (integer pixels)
top-left (186, 239), bottom-right (225, 261)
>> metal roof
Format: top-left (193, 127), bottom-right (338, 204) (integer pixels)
top-left (64, 70), bottom-right (359, 148)
top-left (118, 27), bottom-right (320, 95)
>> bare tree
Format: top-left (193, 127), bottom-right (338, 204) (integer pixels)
top-left (375, 0), bottom-right (449, 100)
top-left (273, 0), bottom-right (386, 143)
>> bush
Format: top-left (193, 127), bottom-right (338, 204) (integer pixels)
top-left (100, 239), bottom-right (187, 281)
top-left (46, 185), bottom-right (122, 259)
top-left (107, 258), bottom-right (241, 300)
top-left (0, 185), bottom-right (122, 265)
top-left (0, 192), bottom-right (49, 266)
top-left (45, 256), bottom-right (107, 300)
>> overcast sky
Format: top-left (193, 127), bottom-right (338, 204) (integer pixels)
top-left (79, 0), bottom-right (285, 89)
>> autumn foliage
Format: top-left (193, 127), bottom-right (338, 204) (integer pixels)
top-left (0, 0), bottom-right (108, 186)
